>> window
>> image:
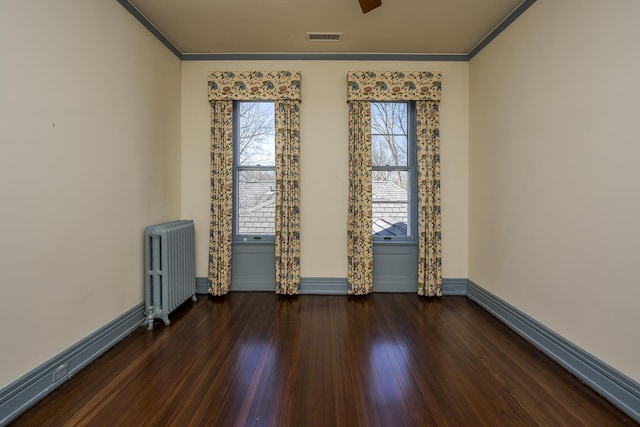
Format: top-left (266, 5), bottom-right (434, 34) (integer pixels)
top-left (234, 101), bottom-right (276, 241)
top-left (371, 101), bottom-right (416, 242)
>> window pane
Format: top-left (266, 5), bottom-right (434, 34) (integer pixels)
top-left (237, 170), bottom-right (276, 235)
top-left (371, 102), bottom-right (408, 168)
top-left (238, 102), bottom-right (275, 166)
top-left (373, 202), bottom-right (408, 236)
top-left (372, 174), bottom-right (409, 237)
top-left (372, 170), bottom-right (409, 193)
top-left (372, 135), bottom-right (408, 166)
top-left (371, 102), bottom-right (407, 136)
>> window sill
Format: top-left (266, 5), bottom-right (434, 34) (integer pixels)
top-left (233, 239), bottom-right (275, 245)
top-left (373, 240), bottom-right (417, 246)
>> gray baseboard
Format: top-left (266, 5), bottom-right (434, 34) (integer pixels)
top-left (196, 277), bottom-right (278, 293)
top-left (300, 277), bottom-right (348, 294)
top-left (198, 276), bottom-right (350, 295)
top-left (198, 277), bottom-right (467, 296)
top-left (466, 280), bottom-right (640, 423)
top-left (196, 277), bottom-right (208, 294)
top-left (0, 303), bottom-right (145, 426)
top-left (441, 278), bottom-right (468, 295)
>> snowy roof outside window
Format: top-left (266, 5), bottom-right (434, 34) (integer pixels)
top-left (372, 181), bottom-right (408, 237)
top-left (238, 181), bottom-right (275, 235)
top-left (237, 180), bottom-right (408, 237)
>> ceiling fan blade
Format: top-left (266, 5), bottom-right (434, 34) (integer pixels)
top-left (359, 0), bottom-right (382, 13)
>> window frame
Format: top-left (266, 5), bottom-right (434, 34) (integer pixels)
top-left (371, 101), bottom-right (418, 244)
top-left (233, 100), bottom-right (276, 244)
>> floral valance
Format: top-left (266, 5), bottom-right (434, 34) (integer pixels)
top-left (208, 71), bottom-right (301, 101)
top-left (347, 71), bottom-right (441, 102)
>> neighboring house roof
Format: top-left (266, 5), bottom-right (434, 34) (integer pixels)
top-left (238, 180), bottom-right (275, 235)
top-left (238, 179), bottom-right (408, 237)
top-left (372, 181), bottom-right (408, 237)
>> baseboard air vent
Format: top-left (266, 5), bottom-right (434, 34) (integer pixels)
top-left (306, 32), bottom-right (343, 42)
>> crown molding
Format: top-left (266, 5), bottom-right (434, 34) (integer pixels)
top-left (181, 53), bottom-right (468, 61)
top-left (117, 0), bottom-right (537, 62)
top-left (468, 0), bottom-right (537, 60)
top-left (116, 0), bottom-right (181, 59)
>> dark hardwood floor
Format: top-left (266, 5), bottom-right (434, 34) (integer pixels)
top-left (12, 293), bottom-right (637, 426)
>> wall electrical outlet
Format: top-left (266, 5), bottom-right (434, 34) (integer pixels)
top-left (52, 363), bottom-right (68, 384)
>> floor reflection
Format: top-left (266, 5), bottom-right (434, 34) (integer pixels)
top-left (230, 340), bottom-right (280, 421)
top-left (368, 340), bottom-right (410, 403)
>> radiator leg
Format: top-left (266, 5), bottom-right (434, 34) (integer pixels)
top-left (146, 307), bottom-right (155, 331)
top-left (161, 314), bottom-right (171, 326)
top-left (191, 294), bottom-right (197, 302)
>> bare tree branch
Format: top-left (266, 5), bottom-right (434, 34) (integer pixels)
top-left (238, 102), bottom-right (274, 165)
top-left (371, 102), bottom-right (408, 189)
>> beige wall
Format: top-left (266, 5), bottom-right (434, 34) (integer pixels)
top-left (181, 60), bottom-right (469, 280)
top-left (0, 1), bottom-right (182, 388)
top-left (469, 0), bottom-right (640, 382)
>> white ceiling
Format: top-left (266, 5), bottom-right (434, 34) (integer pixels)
top-left (125, 0), bottom-right (529, 55)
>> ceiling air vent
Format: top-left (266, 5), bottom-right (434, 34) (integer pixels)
top-left (306, 32), bottom-right (343, 42)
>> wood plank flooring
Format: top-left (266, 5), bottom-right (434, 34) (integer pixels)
top-left (12, 293), bottom-right (637, 426)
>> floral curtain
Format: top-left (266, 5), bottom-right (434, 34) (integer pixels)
top-left (347, 101), bottom-right (374, 295)
top-left (208, 100), bottom-right (234, 296)
top-left (274, 100), bottom-right (301, 295)
top-left (416, 101), bottom-right (442, 297)
top-left (347, 71), bottom-right (442, 296)
top-left (208, 71), bottom-right (302, 296)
